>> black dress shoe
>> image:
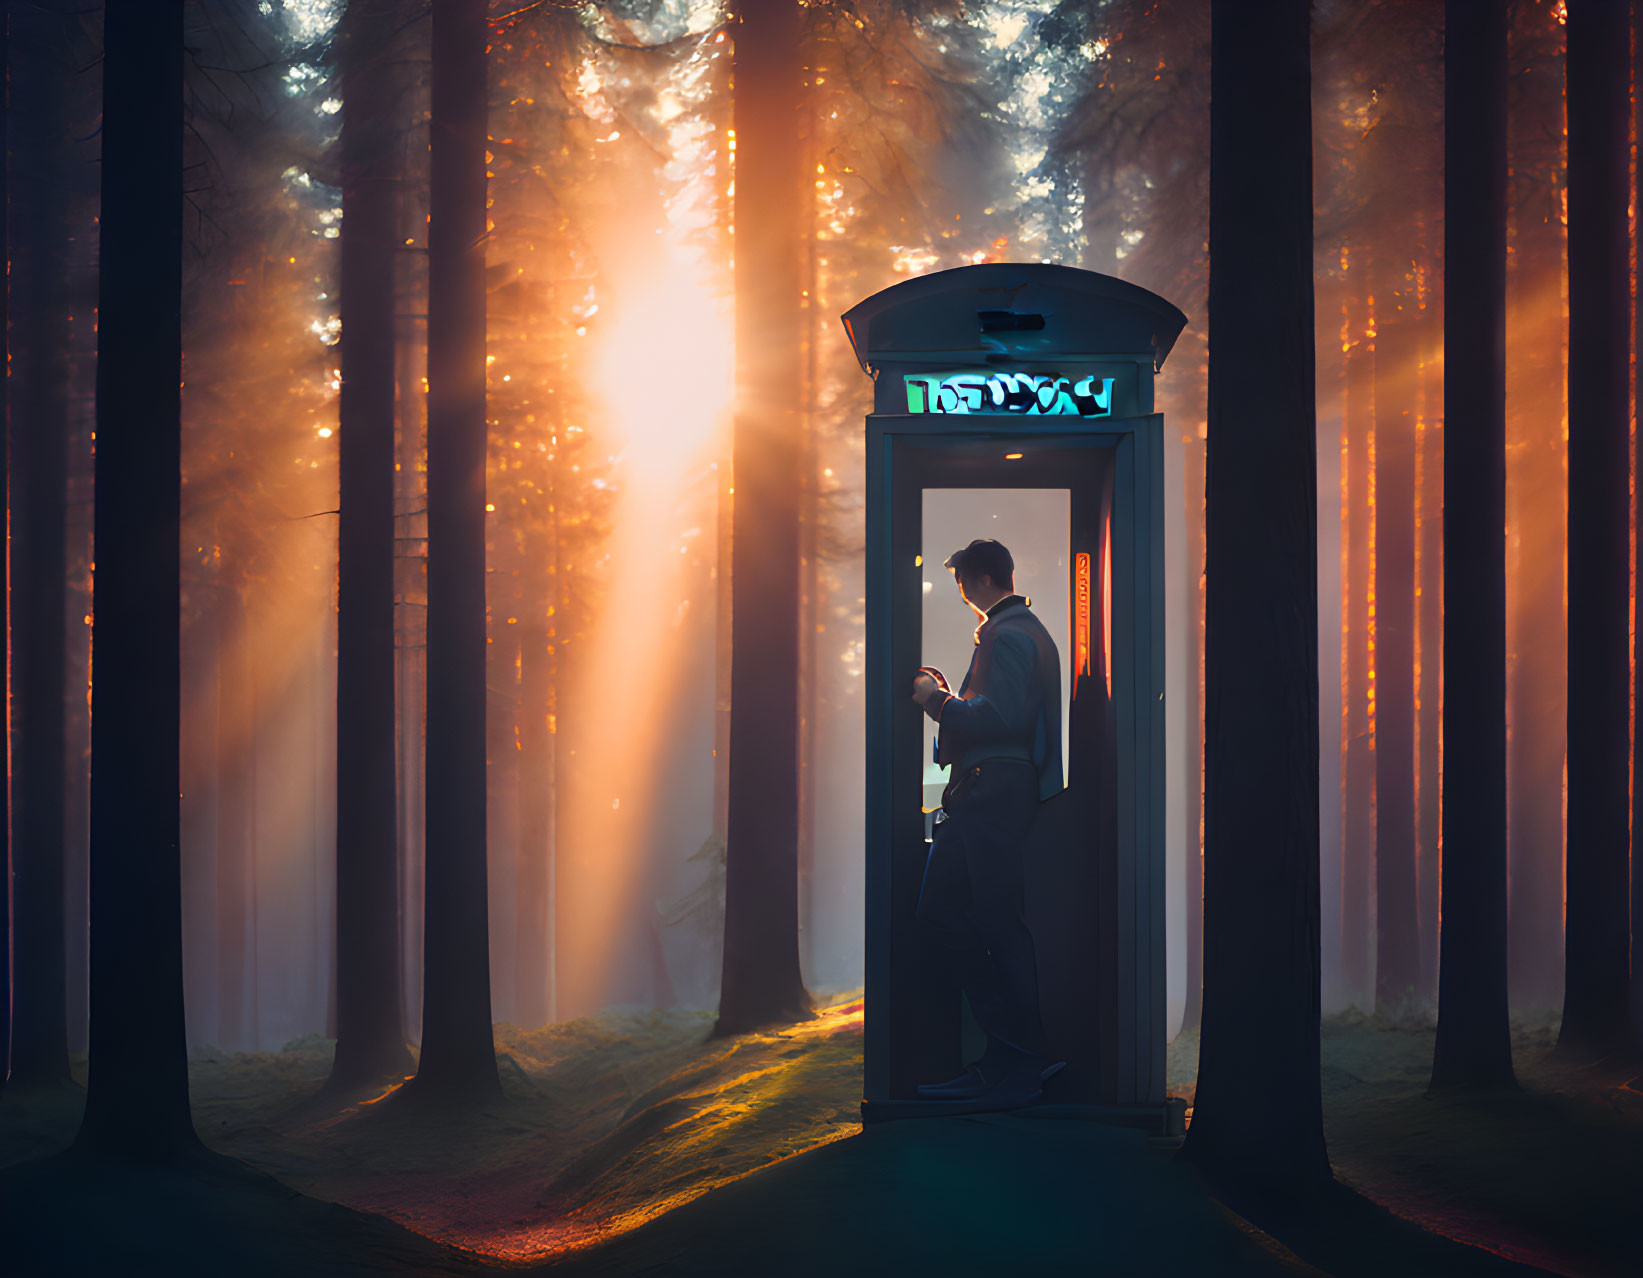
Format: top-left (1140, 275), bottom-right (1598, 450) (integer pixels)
top-left (915, 1065), bottom-right (989, 1099)
top-left (969, 1071), bottom-right (1044, 1112)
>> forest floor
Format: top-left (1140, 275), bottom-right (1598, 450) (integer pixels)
top-left (1171, 1008), bottom-right (1641, 1278)
top-left (0, 994), bottom-right (1631, 1276)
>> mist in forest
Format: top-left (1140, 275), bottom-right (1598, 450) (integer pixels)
top-left (8, 0), bottom-right (1578, 1057)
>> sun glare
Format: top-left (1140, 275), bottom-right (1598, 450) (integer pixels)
top-left (558, 11), bottom-right (733, 1008)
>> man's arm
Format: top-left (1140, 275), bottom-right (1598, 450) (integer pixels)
top-left (921, 629), bottom-right (1036, 742)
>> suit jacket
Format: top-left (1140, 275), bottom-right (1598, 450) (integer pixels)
top-left (925, 595), bottom-right (1064, 803)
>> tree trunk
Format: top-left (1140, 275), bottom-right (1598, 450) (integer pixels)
top-left (796, 92), bottom-right (821, 986)
top-left (1559, 0), bottom-right (1631, 1056)
top-left (712, 440), bottom-right (732, 847)
top-left (716, 0), bottom-right (812, 1036)
top-left (7, 0), bottom-right (74, 1091)
top-left (74, 0), bottom-right (196, 1159)
top-left (1342, 255), bottom-right (1374, 1010)
top-left (797, 368), bottom-right (819, 988)
top-left (707, 90), bottom-right (732, 978)
top-left (412, 0), bottom-right (498, 1100)
top-left (1316, 256), bottom-right (1345, 1013)
top-left (394, 184), bottom-right (428, 1044)
top-left (64, 337), bottom-right (95, 1059)
top-left (1181, 0), bottom-right (1329, 1198)
top-left (647, 912), bottom-right (677, 1011)
top-left (0, 4), bottom-right (11, 1103)
top-left (1632, 0), bottom-right (1643, 1053)
top-left (515, 546), bottom-right (552, 1029)
top-left (1372, 226), bottom-right (1421, 1011)
top-left (215, 581), bottom-right (256, 1049)
top-left (543, 439), bottom-right (562, 1024)
top-left (486, 590), bottom-right (521, 1025)
top-left (1430, 0), bottom-right (1514, 1091)
top-left (1314, 264), bottom-right (1340, 1011)
top-left (180, 610), bottom-right (221, 1049)
top-left (1180, 430), bottom-right (1204, 1032)
top-left (1414, 264), bottom-right (1443, 1005)
top-left (329, 0), bottom-right (411, 1090)
top-left (316, 604), bottom-right (339, 1041)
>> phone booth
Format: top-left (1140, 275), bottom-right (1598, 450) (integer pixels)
top-left (844, 263), bottom-right (1188, 1131)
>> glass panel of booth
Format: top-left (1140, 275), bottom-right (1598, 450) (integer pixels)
top-left (919, 488), bottom-right (1072, 811)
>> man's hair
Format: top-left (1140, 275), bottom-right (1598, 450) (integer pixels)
top-left (944, 538), bottom-right (1014, 590)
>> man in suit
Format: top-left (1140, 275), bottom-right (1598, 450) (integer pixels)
top-left (911, 538), bottom-right (1063, 1108)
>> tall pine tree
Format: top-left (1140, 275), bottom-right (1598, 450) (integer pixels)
top-left (1430, 0), bottom-right (1514, 1092)
top-left (716, 0), bottom-right (812, 1035)
top-left (74, 0), bottom-right (196, 1159)
top-left (410, 0), bottom-right (499, 1101)
top-left (1560, 0), bottom-right (1631, 1057)
top-left (1182, 0), bottom-right (1329, 1198)
top-left (328, 0), bottom-right (412, 1092)
top-left (6, 0), bottom-right (76, 1092)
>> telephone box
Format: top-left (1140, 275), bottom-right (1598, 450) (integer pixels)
top-left (844, 263), bottom-right (1188, 1131)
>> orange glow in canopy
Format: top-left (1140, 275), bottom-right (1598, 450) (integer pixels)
top-left (1073, 551), bottom-right (1092, 696)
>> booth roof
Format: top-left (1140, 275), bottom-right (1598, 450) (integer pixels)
top-left (840, 262), bottom-right (1189, 377)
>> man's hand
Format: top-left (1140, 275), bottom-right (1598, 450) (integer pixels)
top-left (911, 666), bottom-right (949, 706)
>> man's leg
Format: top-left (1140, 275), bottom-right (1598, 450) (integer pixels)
top-left (957, 765), bottom-right (1048, 1074)
top-left (915, 814), bottom-right (978, 952)
top-left (918, 764), bottom-right (1048, 1099)
top-left (914, 816), bottom-right (994, 1095)
top-left (952, 917), bottom-right (1045, 1062)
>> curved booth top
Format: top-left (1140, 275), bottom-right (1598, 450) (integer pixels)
top-left (841, 262), bottom-right (1189, 377)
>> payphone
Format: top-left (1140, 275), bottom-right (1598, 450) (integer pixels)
top-left (844, 263), bottom-right (1187, 1131)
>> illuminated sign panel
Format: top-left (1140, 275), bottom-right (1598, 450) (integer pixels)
top-left (904, 371), bottom-right (1116, 418)
top-left (1073, 551), bottom-right (1092, 696)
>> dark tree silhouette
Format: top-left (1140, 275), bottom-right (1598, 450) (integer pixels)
top-left (73, 0), bottom-right (197, 1158)
top-left (1429, 0), bottom-right (1514, 1093)
top-left (715, 0), bottom-right (812, 1036)
top-left (411, 0), bottom-right (499, 1100)
top-left (1181, 0), bottom-right (1329, 1196)
top-left (1559, 0), bottom-right (1631, 1056)
top-left (1633, 0), bottom-right (1643, 1052)
top-left (6, 0), bottom-right (76, 1091)
top-left (328, 0), bottom-right (411, 1092)
top-left (0, 3), bottom-right (10, 1103)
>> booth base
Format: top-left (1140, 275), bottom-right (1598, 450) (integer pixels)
top-left (861, 1096), bottom-right (1186, 1137)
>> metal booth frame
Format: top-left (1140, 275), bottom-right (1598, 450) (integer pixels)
top-left (842, 264), bottom-right (1188, 1131)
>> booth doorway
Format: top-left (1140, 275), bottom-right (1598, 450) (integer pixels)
top-left (884, 435), bottom-right (1124, 1107)
top-left (920, 486), bottom-right (1073, 810)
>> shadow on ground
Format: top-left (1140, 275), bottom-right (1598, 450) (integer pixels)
top-left (0, 996), bottom-right (1621, 1276)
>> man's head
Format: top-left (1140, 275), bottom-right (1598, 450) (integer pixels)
top-left (944, 538), bottom-right (1015, 613)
